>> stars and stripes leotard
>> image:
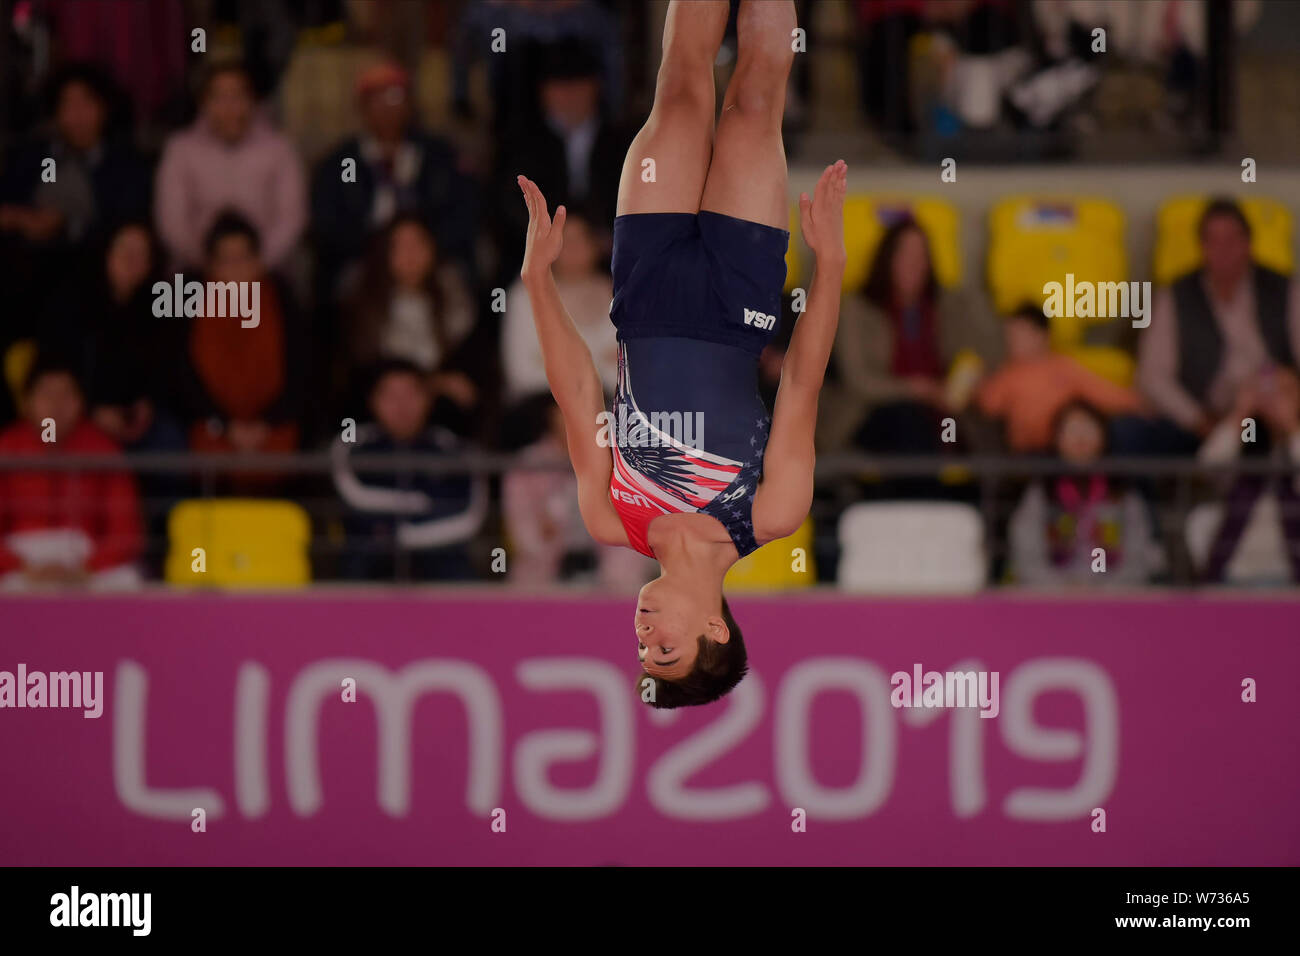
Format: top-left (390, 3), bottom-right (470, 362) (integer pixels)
top-left (607, 337), bottom-right (771, 559)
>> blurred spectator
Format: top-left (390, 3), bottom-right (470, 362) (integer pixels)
top-left (1117, 199), bottom-right (1300, 456)
top-left (1197, 365), bottom-right (1300, 582)
top-left (0, 63), bottom-right (150, 250)
top-left (311, 60), bottom-right (478, 302)
top-left (757, 310), bottom-right (797, 413)
top-left (0, 354), bottom-right (143, 590)
top-left (1009, 401), bottom-right (1155, 588)
top-left (501, 205), bottom-right (616, 403)
top-left (154, 61), bottom-right (306, 272)
top-left (852, 0), bottom-right (926, 136)
top-left (453, 0), bottom-right (624, 131)
top-left (818, 218), bottom-right (1001, 455)
top-left (854, 0), bottom-right (1023, 137)
top-left (502, 393), bottom-right (652, 590)
top-left (0, 63), bottom-right (151, 350)
top-left (343, 214), bottom-right (478, 435)
top-left (1028, 0), bottom-right (1264, 128)
top-left (493, 38), bottom-right (631, 283)
top-left (38, 0), bottom-right (188, 130)
top-left (38, 220), bottom-right (186, 453)
top-left (331, 359), bottom-right (487, 581)
top-left (976, 303), bottom-right (1142, 453)
top-left (183, 213), bottom-right (306, 484)
top-left (1005, 7), bottom-right (1099, 132)
top-left (207, 0), bottom-right (330, 101)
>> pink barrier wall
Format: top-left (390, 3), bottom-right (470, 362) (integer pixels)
top-left (1, 594), bottom-right (1297, 866)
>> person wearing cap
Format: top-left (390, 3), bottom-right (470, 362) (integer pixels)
top-left (310, 60), bottom-right (477, 303)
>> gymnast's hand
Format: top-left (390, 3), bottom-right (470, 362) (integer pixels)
top-left (799, 160), bottom-right (848, 269)
top-left (517, 175), bottom-right (567, 283)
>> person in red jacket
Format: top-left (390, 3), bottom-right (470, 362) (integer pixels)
top-left (0, 355), bottom-right (143, 589)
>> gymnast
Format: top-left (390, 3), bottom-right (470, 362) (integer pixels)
top-left (517, 0), bottom-right (846, 707)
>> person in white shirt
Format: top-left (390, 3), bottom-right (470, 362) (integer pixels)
top-left (502, 206), bottom-right (618, 403)
top-left (344, 214), bottom-right (478, 420)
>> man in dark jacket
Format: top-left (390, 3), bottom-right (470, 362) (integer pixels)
top-left (0, 63), bottom-right (150, 360)
top-left (491, 38), bottom-right (632, 285)
top-left (310, 60), bottom-right (479, 302)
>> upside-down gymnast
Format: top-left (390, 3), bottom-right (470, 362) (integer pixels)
top-left (517, 0), bottom-right (846, 707)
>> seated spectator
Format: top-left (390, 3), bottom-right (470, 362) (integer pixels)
top-left (37, 0), bottom-right (188, 130)
top-left (331, 360), bottom-right (487, 581)
top-left (452, 0), bottom-right (624, 132)
top-left (502, 393), bottom-right (653, 591)
top-left (39, 220), bottom-right (187, 452)
top-left (818, 218), bottom-right (1002, 455)
top-left (343, 214), bottom-right (478, 434)
top-left (502, 204), bottom-right (617, 403)
top-left (311, 60), bottom-right (478, 302)
top-left (1116, 198), bottom-right (1300, 457)
top-left (0, 63), bottom-right (150, 252)
top-left (0, 63), bottom-right (151, 352)
top-left (0, 354), bottom-right (143, 590)
top-left (976, 303), bottom-right (1142, 453)
top-left (1197, 366), bottom-right (1300, 583)
top-left (1009, 401), bottom-right (1155, 588)
top-left (853, 0), bottom-right (1024, 137)
top-left (1029, 0), bottom-right (1263, 130)
top-left (183, 213), bottom-right (306, 488)
top-left (493, 38), bottom-right (631, 284)
top-left (154, 60), bottom-right (306, 272)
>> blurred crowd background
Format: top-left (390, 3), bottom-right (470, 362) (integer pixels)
top-left (1, 0), bottom-right (1299, 592)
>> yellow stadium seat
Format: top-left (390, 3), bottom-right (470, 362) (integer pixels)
top-left (3, 339), bottom-right (36, 411)
top-left (724, 517), bottom-right (816, 592)
top-left (1063, 345), bottom-right (1136, 387)
top-left (166, 499), bottom-right (312, 587)
top-left (1154, 195), bottom-right (1294, 285)
top-left (785, 195), bottom-right (961, 294)
top-left (987, 196), bottom-right (1128, 348)
top-left (784, 204), bottom-right (803, 292)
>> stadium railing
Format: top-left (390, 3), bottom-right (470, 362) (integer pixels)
top-left (0, 451), bottom-right (1296, 588)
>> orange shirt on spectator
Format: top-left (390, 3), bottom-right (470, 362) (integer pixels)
top-left (977, 354), bottom-right (1142, 452)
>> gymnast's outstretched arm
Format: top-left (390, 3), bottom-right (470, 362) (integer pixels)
top-left (752, 161), bottom-right (848, 544)
top-left (516, 175), bottom-right (628, 547)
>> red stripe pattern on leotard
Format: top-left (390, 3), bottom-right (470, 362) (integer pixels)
top-left (608, 342), bottom-right (744, 557)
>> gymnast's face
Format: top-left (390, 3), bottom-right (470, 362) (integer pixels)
top-left (635, 577), bottom-right (723, 681)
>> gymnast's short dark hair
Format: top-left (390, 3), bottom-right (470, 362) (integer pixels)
top-left (635, 597), bottom-right (748, 709)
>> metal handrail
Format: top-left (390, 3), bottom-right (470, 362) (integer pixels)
top-left (0, 451), bottom-right (1295, 478)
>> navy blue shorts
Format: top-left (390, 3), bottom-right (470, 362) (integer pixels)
top-left (609, 211), bottom-right (790, 356)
